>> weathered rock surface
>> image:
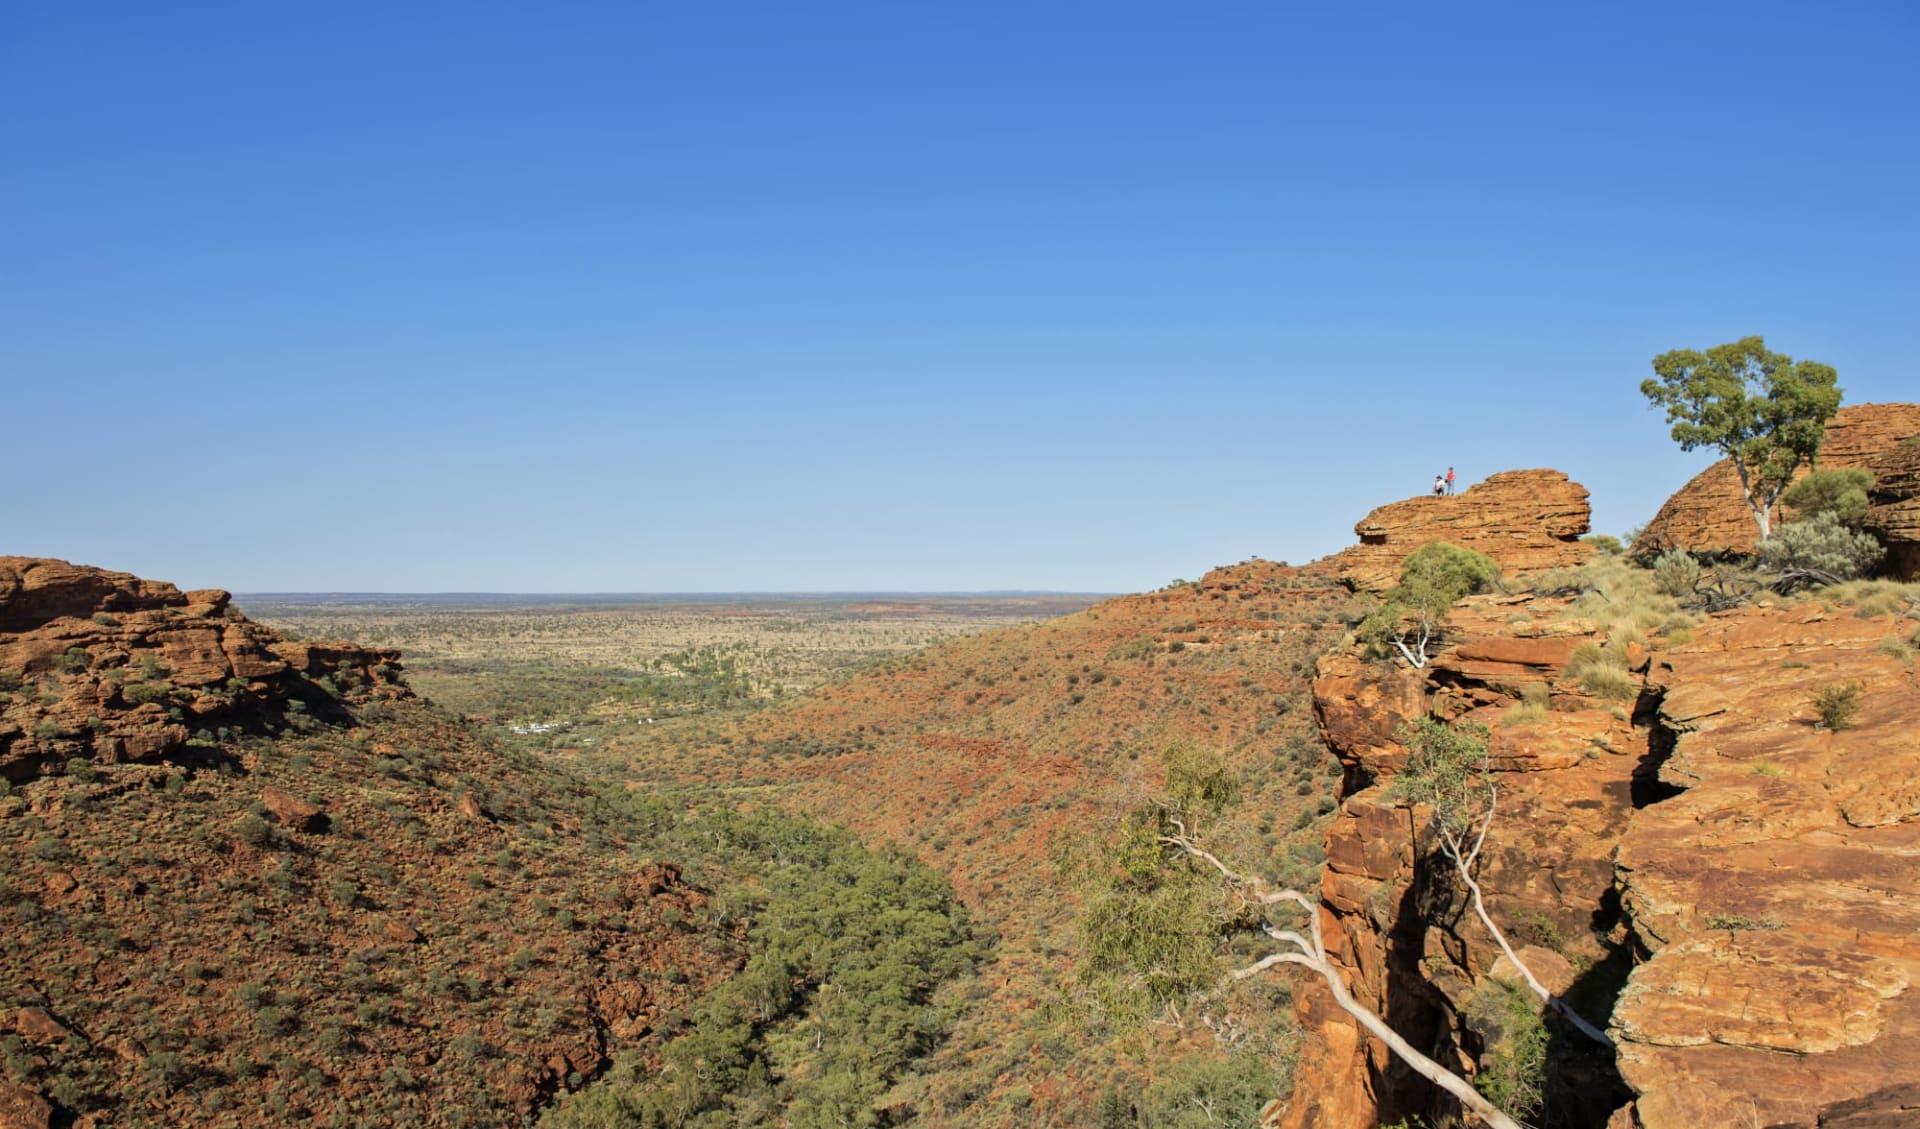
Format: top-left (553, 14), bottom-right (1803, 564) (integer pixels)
top-left (1634, 402), bottom-right (1920, 574)
top-left (0, 557), bottom-right (408, 782)
top-left (1278, 594), bottom-right (1641, 1129)
top-left (1279, 586), bottom-right (1920, 1129)
top-left (1614, 605), bottom-right (1920, 1128)
top-left (0, 1083), bottom-right (52, 1129)
top-left (1332, 469), bottom-right (1593, 591)
top-left (1866, 441), bottom-right (1920, 579)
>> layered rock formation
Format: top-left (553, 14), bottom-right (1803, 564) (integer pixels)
top-left (1616, 605), bottom-right (1920, 1126)
top-left (1276, 581), bottom-right (1920, 1128)
top-left (1332, 469), bottom-right (1593, 591)
top-left (0, 557), bottom-right (406, 782)
top-left (1277, 595), bottom-right (1640, 1129)
top-left (1634, 402), bottom-right (1920, 575)
top-left (1866, 441), bottom-right (1920, 579)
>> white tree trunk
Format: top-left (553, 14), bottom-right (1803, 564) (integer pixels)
top-left (1161, 836), bottom-right (1527, 1129)
top-left (1441, 820), bottom-right (1615, 1049)
top-left (1229, 892), bottom-right (1526, 1129)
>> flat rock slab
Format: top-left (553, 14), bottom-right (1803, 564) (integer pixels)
top-left (1615, 606), bottom-right (1920, 1128)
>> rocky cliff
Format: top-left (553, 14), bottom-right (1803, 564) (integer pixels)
top-left (0, 557), bottom-right (407, 783)
top-left (1616, 605), bottom-right (1920, 1126)
top-left (1277, 560), bottom-right (1920, 1127)
top-left (1634, 402), bottom-right (1920, 576)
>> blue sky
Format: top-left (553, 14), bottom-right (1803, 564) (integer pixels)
top-left (4, 1), bottom-right (1916, 592)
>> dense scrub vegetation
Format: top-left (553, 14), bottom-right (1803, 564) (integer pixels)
top-left (544, 809), bottom-right (982, 1129)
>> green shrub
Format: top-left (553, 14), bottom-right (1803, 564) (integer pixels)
top-left (1137, 1050), bottom-right (1277, 1129)
top-left (52, 648), bottom-right (91, 675)
top-left (1782, 468), bottom-right (1873, 529)
top-left (1759, 512), bottom-right (1885, 581)
top-left (64, 758), bottom-right (95, 783)
top-left (1877, 636), bottom-right (1915, 664)
top-left (1357, 543), bottom-right (1501, 663)
top-left (1581, 534), bottom-right (1624, 555)
top-left (1463, 979), bottom-right (1547, 1118)
top-left (1810, 682), bottom-right (1864, 731)
top-left (254, 1006), bottom-right (296, 1036)
top-left (234, 813), bottom-right (274, 848)
top-left (0, 669), bottom-right (19, 694)
top-left (1651, 548), bottom-right (1701, 598)
top-left (123, 682), bottom-right (169, 705)
top-left (142, 1051), bottom-right (195, 1092)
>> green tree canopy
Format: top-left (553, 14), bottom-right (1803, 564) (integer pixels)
top-left (1641, 336), bottom-right (1842, 540)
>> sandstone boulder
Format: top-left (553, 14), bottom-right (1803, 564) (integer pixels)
top-left (260, 786), bottom-right (327, 833)
top-left (1331, 469), bottom-right (1592, 592)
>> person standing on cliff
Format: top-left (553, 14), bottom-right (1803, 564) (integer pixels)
top-left (1445, 467), bottom-right (1457, 495)
top-left (1433, 474), bottom-right (1446, 496)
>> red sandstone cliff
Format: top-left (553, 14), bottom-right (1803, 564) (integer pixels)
top-left (1275, 579), bottom-right (1920, 1128)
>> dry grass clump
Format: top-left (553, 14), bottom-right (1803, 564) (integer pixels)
top-left (1876, 635), bottom-right (1915, 664)
top-left (1566, 638), bottom-right (1639, 700)
top-left (1792, 578), bottom-right (1920, 620)
top-left (1810, 682), bottom-right (1865, 731)
top-left (1532, 555), bottom-right (1702, 643)
top-left (1504, 681), bottom-right (1551, 726)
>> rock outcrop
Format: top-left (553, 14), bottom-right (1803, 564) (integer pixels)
top-left (0, 557), bottom-right (407, 782)
top-left (1277, 594), bottom-right (1640, 1129)
top-left (1633, 402), bottom-right (1920, 575)
top-left (1332, 470), bottom-right (1593, 591)
top-left (1866, 441), bottom-right (1920, 579)
top-left (1614, 605), bottom-right (1920, 1127)
top-left (1277, 581), bottom-right (1920, 1129)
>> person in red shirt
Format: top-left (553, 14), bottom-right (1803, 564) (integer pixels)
top-left (1445, 467), bottom-right (1457, 495)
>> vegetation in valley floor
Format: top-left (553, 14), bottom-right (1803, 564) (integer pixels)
top-left (0, 693), bottom-right (982, 1128)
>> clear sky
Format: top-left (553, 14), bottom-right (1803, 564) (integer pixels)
top-left (4, 2), bottom-right (1916, 593)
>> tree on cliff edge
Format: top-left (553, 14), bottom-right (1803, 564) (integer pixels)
top-left (1358, 543), bottom-right (1502, 669)
top-left (1073, 747), bottom-right (1531, 1129)
top-left (1641, 336), bottom-right (1842, 540)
